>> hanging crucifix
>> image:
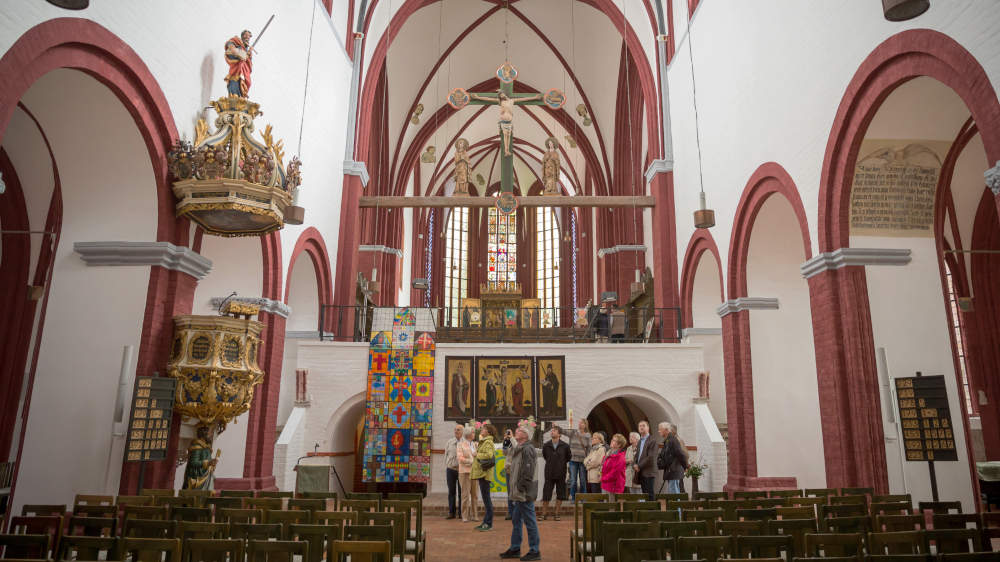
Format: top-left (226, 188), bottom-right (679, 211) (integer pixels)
top-left (446, 61), bottom-right (566, 196)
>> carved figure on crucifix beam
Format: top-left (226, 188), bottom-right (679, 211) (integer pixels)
top-left (453, 138), bottom-right (471, 195)
top-left (542, 136), bottom-right (561, 196)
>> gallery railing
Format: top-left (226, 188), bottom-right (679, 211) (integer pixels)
top-left (317, 305), bottom-right (682, 343)
top-left (317, 305), bottom-right (440, 342)
top-left (0, 461), bottom-right (12, 522)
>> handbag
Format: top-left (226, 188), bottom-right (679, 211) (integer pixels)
top-left (478, 454), bottom-right (495, 471)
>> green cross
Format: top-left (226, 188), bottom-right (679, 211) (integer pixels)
top-left (447, 65), bottom-right (565, 194)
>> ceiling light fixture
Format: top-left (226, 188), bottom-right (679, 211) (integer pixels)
top-left (882, 0), bottom-right (930, 21)
top-left (686, 11), bottom-right (715, 229)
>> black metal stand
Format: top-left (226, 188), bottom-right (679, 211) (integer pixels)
top-left (914, 371), bottom-right (941, 502)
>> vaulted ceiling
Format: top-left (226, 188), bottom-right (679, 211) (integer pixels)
top-left (355, 0), bottom-right (664, 199)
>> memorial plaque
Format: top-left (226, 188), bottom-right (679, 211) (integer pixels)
top-left (849, 139), bottom-right (950, 237)
top-left (894, 375), bottom-right (958, 462)
top-left (125, 377), bottom-right (177, 462)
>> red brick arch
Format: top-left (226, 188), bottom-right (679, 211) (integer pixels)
top-left (0, 18), bottom-right (192, 494)
top-left (817, 29), bottom-right (1000, 252)
top-left (679, 229), bottom-right (723, 329)
top-left (722, 161), bottom-right (809, 491)
top-left (809, 28), bottom-right (1000, 493)
top-left (727, 162), bottom-right (812, 300)
top-left (285, 227), bottom-right (335, 308)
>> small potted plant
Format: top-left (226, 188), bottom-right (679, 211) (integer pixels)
top-left (684, 456), bottom-right (709, 497)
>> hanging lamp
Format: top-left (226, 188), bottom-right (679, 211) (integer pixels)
top-left (686, 10), bottom-right (714, 229)
top-left (883, 0), bottom-right (929, 21)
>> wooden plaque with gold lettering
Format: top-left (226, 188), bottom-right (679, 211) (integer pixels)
top-left (125, 377), bottom-right (177, 462)
top-left (894, 375), bottom-right (958, 462)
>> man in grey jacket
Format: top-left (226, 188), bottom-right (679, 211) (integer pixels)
top-left (500, 427), bottom-right (540, 561)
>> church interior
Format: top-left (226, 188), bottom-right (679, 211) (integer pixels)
top-left (1, 0), bottom-right (999, 559)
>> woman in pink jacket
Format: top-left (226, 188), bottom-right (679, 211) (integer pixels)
top-left (600, 433), bottom-right (627, 498)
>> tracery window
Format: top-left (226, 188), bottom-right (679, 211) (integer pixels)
top-left (443, 207), bottom-right (468, 326)
top-left (944, 262), bottom-right (975, 415)
top-left (487, 207), bottom-right (517, 288)
top-left (536, 207), bottom-right (560, 327)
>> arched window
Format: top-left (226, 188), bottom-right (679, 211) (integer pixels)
top-left (487, 207), bottom-right (517, 289)
top-left (443, 207), bottom-right (469, 326)
top-left (536, 207), bottom-right (560, 327)
top-left (943, 262), bottom-right (975, 415)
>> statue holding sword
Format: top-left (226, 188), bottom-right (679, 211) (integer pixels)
top-left (224, 15), bottom-right (274, 97)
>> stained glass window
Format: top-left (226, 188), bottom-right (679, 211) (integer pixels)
top-left (944, 262), bottom-right (975, 415)
top-left (487, 207), bottom-right (517, 289)
top-left (443, 207), bottom-right (469, 326)
top-left (536, 207), bottom-right (560, 327)
top-left (424, 210), bottom-right (434, 307)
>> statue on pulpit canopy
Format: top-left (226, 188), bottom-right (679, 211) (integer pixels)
top-left (224, 30), bottom-right (254, 97)
top-left (453, 138), bottom-right (471, 195)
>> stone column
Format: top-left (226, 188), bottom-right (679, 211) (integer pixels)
top-left (806, 265), bottom-right (889, 492)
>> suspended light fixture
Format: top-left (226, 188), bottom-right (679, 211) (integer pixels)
top-left (686, 12), bottom-right (714, 229)
top-left (694, 192), bottom-right (716, 229)
top-left (882, 0), bottom-right (930, 21)
top-left (46, 0), bottom-right (89, 9)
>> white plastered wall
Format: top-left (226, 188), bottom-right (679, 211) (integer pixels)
top-left (280, 252), bottom-right (322, 429)
top-left (189, 235), bottom-right (265, 480)
top-left (669, 1), bottom-right (1000, 288)
top-left (863, 238), bottom-right (975, 510)
top-left (746, 195), bottom-right (825, 488)
top-left (850, 75), bottom-right (980, 509)
top-left (0, 0), bottom-right (354, 317)
top-left (687, 251), bottom-right (725, 422)
top-left (1, 0), bottom-right (354, 498)
top-left (279, 341), bottom-right (705, 492)
top-left (10, 70), bottom-right (157, 512)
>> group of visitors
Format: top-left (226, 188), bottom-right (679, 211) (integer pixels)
top-left (555, 414), bottom-right (689, 502)
top-left (441, 415), bottom-right (688, 561)
top-left (443, 421), bottom-right (541, 560)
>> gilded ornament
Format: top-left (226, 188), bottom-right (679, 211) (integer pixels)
top-left (167, 43), bottom-right (304, 237)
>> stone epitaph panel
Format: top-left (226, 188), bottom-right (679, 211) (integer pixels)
top-left (849, 139), bottom-right (950, 237)
top-left (894, 375), bottom-right (958, 462)
top-left (125, 377), bottom-right (177, 462)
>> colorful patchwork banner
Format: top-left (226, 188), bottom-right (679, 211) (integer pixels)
top-left (362, 308), bottom-right (435, 483)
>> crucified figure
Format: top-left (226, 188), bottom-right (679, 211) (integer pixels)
top-left (468, 90), bottom-right (544, 156)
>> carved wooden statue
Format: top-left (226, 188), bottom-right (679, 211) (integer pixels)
top-left (453, 138), bottom-right (471, 195)
top-left (542, 137), bottom-right (561, 195)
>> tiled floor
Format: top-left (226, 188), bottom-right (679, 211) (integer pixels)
top-left (423, 510), bottom-right (573, 561)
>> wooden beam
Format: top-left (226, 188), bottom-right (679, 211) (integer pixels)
top-left (357, 195), bottom-right (656, 208)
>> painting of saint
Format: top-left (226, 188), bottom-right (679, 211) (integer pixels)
top-left (521, 299), bottom-right (540, 329)
top-left (444, 357), bottom-right (473, 421)
top-left (536, 356), bottom-right (566, 420)
top-left (475, 357), bottom-right (534, 420)
top-left (460, 298), bottom-right (481, 327)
